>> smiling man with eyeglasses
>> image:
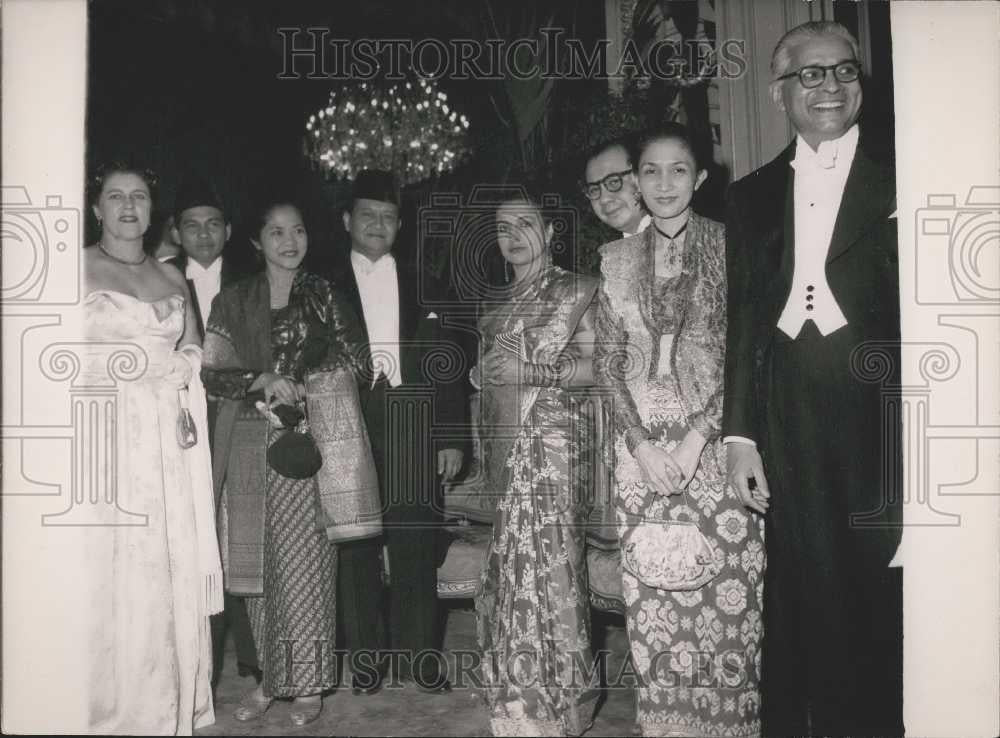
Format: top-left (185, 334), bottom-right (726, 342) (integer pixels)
top-left (582, 138), bottom-right (651, 237)
top-left (724, 20), bottom-right (903, 738)
top-left (770, 31), bottom-right (864, 151)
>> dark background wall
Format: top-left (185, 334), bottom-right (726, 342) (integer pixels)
top-left (87, 0), bottom-right (893, 282)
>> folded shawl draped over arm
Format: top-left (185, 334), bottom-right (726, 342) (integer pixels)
top-left (312, 279), bottom-right (372, 385)
top-left (200, 272), bottom-right (372, 509)
top-left (201, 274), bottom-right (272, 398)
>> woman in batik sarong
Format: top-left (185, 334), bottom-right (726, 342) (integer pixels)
top-left (594, 124), bottom-right (764, 737)
top-left (473, 188), bottom-right (600, 736)
top-left (202, 197), bottom-right (368, 727)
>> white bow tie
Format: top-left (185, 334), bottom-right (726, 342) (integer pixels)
top-left (793, 139), bottom-right (839, 171)
top-left (356, 254), bottom-right (395, 277)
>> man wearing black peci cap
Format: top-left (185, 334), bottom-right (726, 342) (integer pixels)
top-left (168, 174), bottom-right (258, 690)
top-left (331, 169), bottom-right (465, 695)
top-left (169, 175), bottom-right (242, 339)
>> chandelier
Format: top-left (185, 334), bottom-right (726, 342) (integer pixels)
top-left (305, 77), bottom-right (472, 185)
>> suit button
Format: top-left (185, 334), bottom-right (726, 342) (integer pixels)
top-left (806, 285), bottom-right (815, 292)
top-left (806, 304), bottom-right (814, 311)
top-left (806, 294), bottom-right (814, 302)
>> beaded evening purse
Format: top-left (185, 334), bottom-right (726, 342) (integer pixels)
top-left (620, 495), bottom-right (721, 591)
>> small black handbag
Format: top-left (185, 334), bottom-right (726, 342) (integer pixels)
top-left (262, 402), bottom-right (323, 479)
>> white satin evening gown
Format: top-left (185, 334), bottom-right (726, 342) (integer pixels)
top-left (81, 290), bottom-right (219, 735)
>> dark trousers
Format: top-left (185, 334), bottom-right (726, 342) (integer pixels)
top-left (338, 380), bottom-right (444, 674)
top-left (337, 536), bottom-right (386, 654)
top-left (210, 593), bottom-right (259, 686)
top-left (760, 322), bottom-right (903, 737)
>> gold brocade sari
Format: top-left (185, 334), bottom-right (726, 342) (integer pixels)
top-left (475, 264), bottom-right (601, 736)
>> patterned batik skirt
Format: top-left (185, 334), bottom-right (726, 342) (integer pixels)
top-left (615, 378), bottom-right (764, 738)
top-left (245, 429), bottom-right (339, 697)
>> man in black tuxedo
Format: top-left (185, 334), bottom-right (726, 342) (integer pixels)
top-left (331, 169), bottom-right (465, 695)
top-left (168, 176), bottom-right (258, 690)
top-left (723, 22), bottom-right (902, 738)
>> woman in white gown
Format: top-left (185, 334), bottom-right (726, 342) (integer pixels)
top-left (82, 161), bottom-right (223, 735)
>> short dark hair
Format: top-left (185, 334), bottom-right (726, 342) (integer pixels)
top-left (584, 135), bottom-right (637, 175)
top-left (634, 123), bottom-right (704, 172)
top-left (88, 160), bottom-right (158, 208)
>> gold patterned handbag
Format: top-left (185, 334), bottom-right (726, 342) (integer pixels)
top-left (620, 494), bottom-right (721, 591)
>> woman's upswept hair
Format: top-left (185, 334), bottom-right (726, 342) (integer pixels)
top-left (494, 182), bottom-right (559, 228)
top-left (87, 159), bottom-right (159, 207)
top-left (633, 122), bottom-right (704, 172)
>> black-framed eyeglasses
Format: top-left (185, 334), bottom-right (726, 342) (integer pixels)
top-left (581, 169), bottom-right (633, 200)
top-left (776, 60), bottom-right (861, 89)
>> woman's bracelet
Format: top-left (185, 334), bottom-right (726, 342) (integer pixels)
top-left (625, 425), bottom-right (654, 456)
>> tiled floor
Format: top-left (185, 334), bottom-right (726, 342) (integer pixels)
top-left (197, 604), bottom-right (639, 736)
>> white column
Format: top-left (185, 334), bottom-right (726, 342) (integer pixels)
top-left (2, 0), bottom-right (88, 732)
top-left (892, 3), bottom-right (1000, 737)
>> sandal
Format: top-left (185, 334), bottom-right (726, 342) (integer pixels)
top-left (233, 689), bottom-right (273, 722)
top-left (289, 695), bottom-right (323, 727)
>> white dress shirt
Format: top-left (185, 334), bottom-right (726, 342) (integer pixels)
top-left (622, 214), bottom-right (651, 238)
top-left (725, 125), bottom-right (858, 448)
top-left (351, 250), bottom-right (402, 387)
top-left (776, 124), bottom-right (857, 339)
top-left (185, 256), bottom-right (222, 329)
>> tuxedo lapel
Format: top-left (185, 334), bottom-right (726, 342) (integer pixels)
top-left (753, 145), bottom-right (794, 275)
top-left (168, 253), bottom-right (205, 338)
top-left (826, 143), bottom-right (894, 265)
top-left (397, 263), bottom-right (421, 342)
top-left (338, 256), bottom-right (370, 344)
top-left (187, 278), bottom-right (205, 338)
top-left (779, 165), bottom-right (796, 288)
top-left (747, 145), bottom-right (795, 323)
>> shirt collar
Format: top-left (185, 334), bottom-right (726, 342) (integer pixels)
top-left (791, 124), bottom-right (860, 171)
top-left (351, 249), bottom-right (396, 276)
top-left (185, 256), bottom-right (222, 279)
top-left (622, 213), bottom-right (652, 238)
